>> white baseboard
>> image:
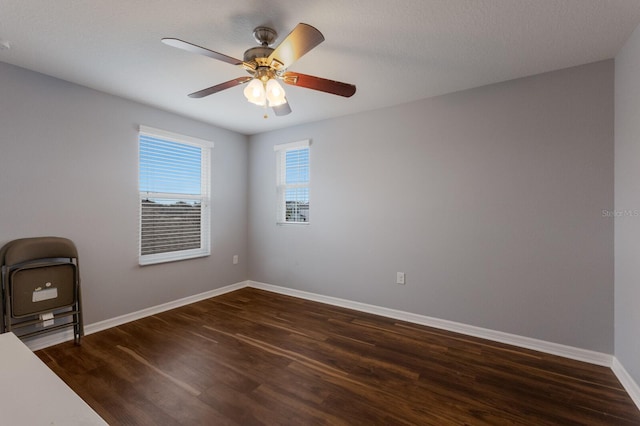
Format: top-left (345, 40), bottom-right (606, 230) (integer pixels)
top-left (249, 281), bottom-right (640, 411)
top-left (84, 281), bottom-right (248, 335)
top-left (24, 280), bottom-right (249, 351)
top-left (248, 281), bottom-right (613, 367)
top-left (612, 357), bottom-right (640, 409)
top-left (26, 278), bottom-right (613, 367)
top-left (23, 278), bottom-right (640, 412)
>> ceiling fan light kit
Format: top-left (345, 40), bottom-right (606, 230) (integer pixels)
top-left (265, 79), bottom-right (286, 106)
top-left (243, 78), bottom-right (265, 105)
top-left (162, 23), bottom-right (356, 117)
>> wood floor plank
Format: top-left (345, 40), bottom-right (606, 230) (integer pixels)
top-left (36, 287), bottom-right (640, 425)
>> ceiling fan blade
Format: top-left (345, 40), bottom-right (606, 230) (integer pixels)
top-left (273, 100), bottom-right (292, 116)
top-left (162, 38), bottom-right (243, 66)
top-left (281, 72), bottom-right (356, 98)
top-left (267, 23), bottom-right (324, 69)
top-left (188, 77), bottom-right (252, 98)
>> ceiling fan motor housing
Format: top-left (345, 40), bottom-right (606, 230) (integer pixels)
top-left (244, 26), bottom-right (283, 75)
top-left (243, 46), bottom-right (274, 65)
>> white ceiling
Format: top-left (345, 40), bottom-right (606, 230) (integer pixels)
top-left (1, 1), bottom-right (640, 135)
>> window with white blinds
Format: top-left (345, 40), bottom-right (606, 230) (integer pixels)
top-left (138, 126), bottom-right (212, 265)
top-left (274, 140), bottom-right (310, 224)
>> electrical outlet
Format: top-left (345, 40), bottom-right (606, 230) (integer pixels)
top-left (233, 255), bottom-right (239, 265)
top-left (396, 272), bottom-right (405, 285)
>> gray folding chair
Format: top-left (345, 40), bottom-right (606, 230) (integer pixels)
top-left (0, 237), bottom-right (83, 344)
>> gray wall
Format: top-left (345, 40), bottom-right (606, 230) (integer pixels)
top-left (615, 23), bottom-right (640, 384)
top-left (0, 62), bottom-right (249, 324)
top-left (0, 57), bottom-right (618, 356)
top-left (248, 60), bottom-right (614, 353)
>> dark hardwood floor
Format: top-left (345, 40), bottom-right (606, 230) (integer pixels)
top-left (36, 287), bottom-right (640, 425)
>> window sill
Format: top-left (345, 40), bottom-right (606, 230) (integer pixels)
top-left (139, 249), bottom-right (210, 266)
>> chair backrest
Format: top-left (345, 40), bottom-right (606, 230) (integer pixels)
top-left (0, 237), bottom-right (78, 266)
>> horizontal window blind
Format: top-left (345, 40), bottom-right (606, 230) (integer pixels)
top-left (139, 127), bottom-right (212, 265)
top-left (140, 199), bottom-right (202, 255)
top-left (139, 139), bottom-right (202, 194)
top-left (275, 140), bottom-right (310, 224)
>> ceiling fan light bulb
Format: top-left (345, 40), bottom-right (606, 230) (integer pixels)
top-left (244, 78), bottom-right (266, 106)
top-left (266, 79), bottom-right (286, 106)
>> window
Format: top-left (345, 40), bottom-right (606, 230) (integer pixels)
top-left (138, 126), bottom-right (212, 265)
top-left (274, 140), bottom-right (310, 224)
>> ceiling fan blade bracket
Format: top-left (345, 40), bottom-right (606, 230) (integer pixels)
top-left (270, 58), bottom-right (285, 71)
top-left (242, 62), bottom-right (257, 72)
top-left (281, 74), bottom-right (299, 84)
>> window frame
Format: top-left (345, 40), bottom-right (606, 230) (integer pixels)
top-left (138, 125), bottom-right (213, 265)
top-left (274, 139), bottom-right (311, 225)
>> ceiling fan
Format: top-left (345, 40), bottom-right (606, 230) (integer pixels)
top-left (162, 23), bottom-right (356, 117)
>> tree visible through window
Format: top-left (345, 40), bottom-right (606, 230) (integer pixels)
top-left (138, 126), bottom-right (212, 265)
top-left (275, 140), bottom-right (310, 224)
